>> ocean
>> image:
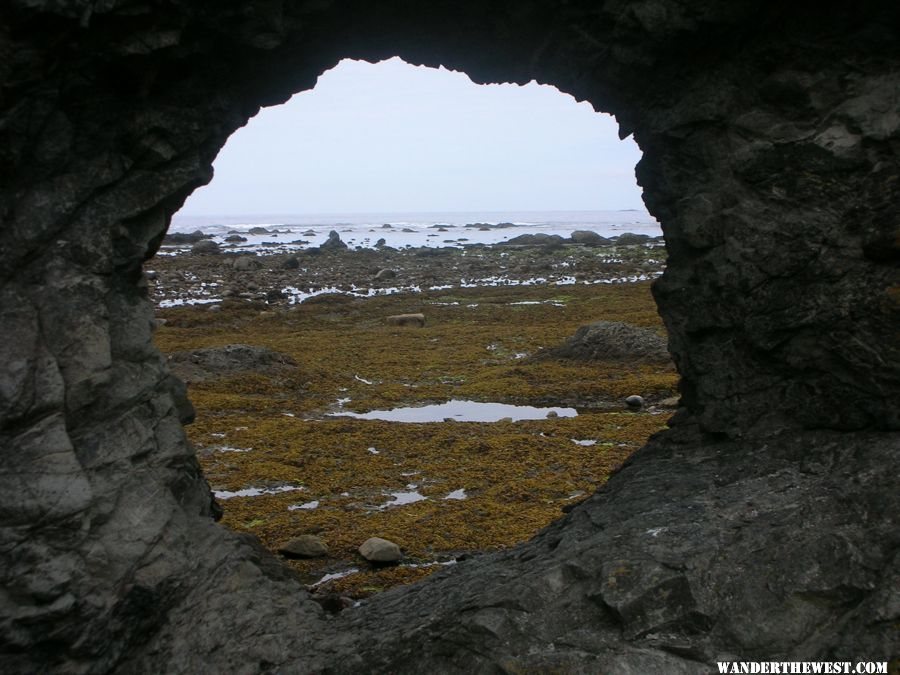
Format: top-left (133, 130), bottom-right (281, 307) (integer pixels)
top-left (169, 209), bottom-right (661, 252)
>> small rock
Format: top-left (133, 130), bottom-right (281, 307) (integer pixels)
top-left (546, 410), bottom-right (558, 418)
top-left (279, 535), bottom-right (329, 559)
top-left (625, 395), bottom-right (645, 408)
top-left (374, 238), bottom-right (387, 248)
top-left (282, 256), bottom-right (300, 269)
top-left (358, 537), bottom-right (402, 563)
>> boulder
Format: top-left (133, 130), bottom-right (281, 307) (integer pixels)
top-left (374, 269), bottom-right (397, 281)
top-left (533, 321), bottom-right (670, 364)
top-left (320, 230), bottom-right (348, 252)
top-left (385, 313), bottom-right (425, 327)
top-left (164, 230), bottom-right (211, 245)
top-left (278, 535), bottom-right (329, 559)
top-left (614, 232), bottom-right (651, 245)
top-left (166, 344), bottom-right (297, 383)
top-left (248, 226), bottom-right (271, 235)
top-left (190, 239), bottom-right (221, 255)
top-left (570, 230), bottom-right (611, 246)
top-left (224, 234), bottom-right (247, 243)
top-left (503, 233), bottom-right (565, 246)
top-left (233, 256), bottom-right (260, 271)
top-left (358, 537), bottom-right (402, 563)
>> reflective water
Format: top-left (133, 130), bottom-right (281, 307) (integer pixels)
top-left (378, 489), bottom-right (427, 509)
top-left (288, 500), bottom-right (320, 511)
top-left (331, 399), bottom-right (577, 423)
top-left (213, 484), bottom-right (304, 500)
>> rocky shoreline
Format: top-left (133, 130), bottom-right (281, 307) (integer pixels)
top-left (152, 253), bottom-right (678, 601)
top-left (148, 230), bottom-right (667, 309)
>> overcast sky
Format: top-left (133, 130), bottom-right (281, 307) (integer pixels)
top-left (178, 58), bottom-right (645, 216)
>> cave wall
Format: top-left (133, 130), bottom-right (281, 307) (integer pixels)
top-left (1, 1), bottom-right (898, 672)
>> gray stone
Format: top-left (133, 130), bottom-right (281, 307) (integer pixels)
top-left (358, 537), bottom-right (402, 563)
top-left (279, 535), bottom-right (329, 559)
top-left (625, 395), bottom-right (644, 408)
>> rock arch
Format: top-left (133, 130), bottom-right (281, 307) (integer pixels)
top-left (1, 2), bottom-right (897, 672)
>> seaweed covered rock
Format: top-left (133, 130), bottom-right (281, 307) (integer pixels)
top-left (167, 344), bottom-right (297, 383)
top-left (570, 230), bottom-right (610, 246)
top-left (165, 230), bottom-right (211, 245)
top-left (191, 239), bottom-right (221, 255)
top-left (533, 321), bottom-right (670, 364)
top-left (503, 233), bottom-right (566, 246)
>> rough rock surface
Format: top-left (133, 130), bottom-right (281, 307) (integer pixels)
top-left (570, 230), bottom-right (611, 246)
top-left (533, 320), bottom-right (671, 364)
top-left (320, 230), bottom-right (349, 252)
top-left (1, 2), bottom-right (898, 674)
top-left (166, 344), bottom-right (297, 384)
top-left (279, 535), bottom-right (329, 560)
top-left (358, 537), bottom-right (403, 563)
top-left (190, 239), bottom-right (221, 255)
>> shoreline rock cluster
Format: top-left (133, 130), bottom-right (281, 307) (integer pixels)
top-left (149, 230), bottom-right (667, 309)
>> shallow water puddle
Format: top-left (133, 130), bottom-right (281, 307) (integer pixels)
top-left (331, 399), bottom-right (577, 423)
top-left (311, 568), bottom-right (360, 587)
top-left (213, 484), bottom-right (304, 500)
top-left (572, 439), bottom-right (598, 446)
top-left (443, 489), bottom-right (467, 500)
top-left (288, 500), bottom-right (320, 511)
top-left (378, 488), bottom-right (427, 509)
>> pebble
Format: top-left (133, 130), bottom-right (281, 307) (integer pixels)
top-left (625, 395), bottom-right (644, 408)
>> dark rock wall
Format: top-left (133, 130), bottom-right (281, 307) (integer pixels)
top-left (1, 1), bottom-right (898, 672)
